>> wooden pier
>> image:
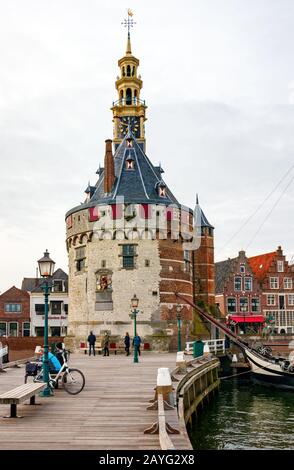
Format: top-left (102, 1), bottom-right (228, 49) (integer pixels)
top-left (0, 353), bottom-right (191, 450)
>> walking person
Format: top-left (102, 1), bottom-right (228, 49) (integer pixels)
top-left (87, 331), bottom-right (96, 356)
top-left (103, 332), bottom-right (110, 356)
top-left (133, 334), bottom-right (142, 357)
top-left (124, 332), bottom-right (130, 356)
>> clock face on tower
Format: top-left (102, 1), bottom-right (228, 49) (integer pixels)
top-left (118, 116), bottom-right (140, 139)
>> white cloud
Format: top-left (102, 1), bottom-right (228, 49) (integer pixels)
top-left (0, 0), bottom-right (294, 292)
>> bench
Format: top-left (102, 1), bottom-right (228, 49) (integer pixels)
top-left (0, 383), bottom-right (46, 418)
top-left (80, 342), bottom-right (103, 355)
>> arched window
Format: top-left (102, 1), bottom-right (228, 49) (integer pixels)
top-left (126, 88), bottom-right (132, 105)
top-left (122, 67), bottom-right (125, 77)
top-left (120, 90), bottom-right (124, 103)
top-left (127, 65), bottom-right (131, 76)
top-left (134, 90), bottom-right (137, 104)
top-left (132, 66), bottom-right (135, 76)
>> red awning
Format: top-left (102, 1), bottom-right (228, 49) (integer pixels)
top-left (229, 315), bottom-right (265, 323)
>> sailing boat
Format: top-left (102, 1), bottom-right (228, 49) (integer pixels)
top-left (176, 294), bottom-right (294, 391)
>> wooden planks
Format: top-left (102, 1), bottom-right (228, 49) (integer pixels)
top-left (0, 352), bottom-right (191, 450)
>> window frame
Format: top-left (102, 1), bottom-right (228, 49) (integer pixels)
top-left (277, 261), bottom-right (284, 272)
top-left (4, 303), bottom-right (22, 313)
top-left (22, 322), bottom-right (31, 337)
top-left (240, 297), bottom-right (249, 313)
top-left (234, 276), bottom-right (242, 291)
top-left (267, 294), bottom-right (276, 306)
top-left (227, 297), bottom-right (236, 313)
top-left (8, 322), bottom-right (18, 337)
top-left (251, 297), bottom-right (260, 313)
top-left (270, 277), bottom-right (279, 289)
top-left (284, 278), bottom-right (293, 289)
top-left (244, 276), bottom-right (252, 291)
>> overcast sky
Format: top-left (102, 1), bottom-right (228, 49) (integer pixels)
top-left (0, 0), bottom-right (293, 293)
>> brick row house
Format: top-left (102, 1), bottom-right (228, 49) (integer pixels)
top-left (0, 269), bottom-right (68, 338)
top-left (216, 251), bottom-right (263, 334)
top-left (248, 246), bottom-right (294, 334)
top-left (216, 247), bottom-right (294, 334)
top-left (0, 286), bottom-right (31, 337)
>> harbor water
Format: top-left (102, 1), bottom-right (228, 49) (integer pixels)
top-left (189, 376), bottom-right (294, 450)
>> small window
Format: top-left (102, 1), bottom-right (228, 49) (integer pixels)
top-left (251, 298), bottom-right (260, 312)
top-left (145, 259), bottom-right (150, 267)
top-left (159, 186), bottom-right (166, 197)
top-left (227, 297), bottom-right (236, 313)
top-left (244, 277), bottom-right (252, 291)
top-left (284, 278), bottom-right (293, 289)
top-left (267, 294), bottom-right (276, 306)
top-left (76, 246), bottom-right (86, 272)
top-left (126, 159), bottom-right (134, 170)
top-left (270, 277), bottom-right (279, 289)
top-left (127, 65), bottom-right (131, 76)
top-left (50, 301), bottom-right (62, 315)
top-left (0, 322), bottom-right (7, 336)
top-left (240, 297), bottom-right (249, 312)
top-left (23, 322), bottom-right (30, 337)
top-left (35, 304), bottom-right (45, 315)
top-left (288, 294), bottom-right (294, 306)
top-left (5, 303), bottom-right (22, 313)
top-left (53, 280), bottom-right (64, 293)
top-left (8, 322), bottom-right (18, 337)
top-left (277, 261), bottom-right (284, 272)
top-left (122, 244), bottom-right (136, 269)
top-left (240, 265), bottom-right (245, 273)
top-left (64, 304), bottom-right (68, 314)
top-left (234, 276), bottom-right (242, 291)
top-left (101, 260), bottom-right (106, 268)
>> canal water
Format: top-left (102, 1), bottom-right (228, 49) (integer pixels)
top-left (189, 376), bottom-right (294, 450)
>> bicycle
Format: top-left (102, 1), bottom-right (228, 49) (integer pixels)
top-left (25, 349), bottom-right (85, 395)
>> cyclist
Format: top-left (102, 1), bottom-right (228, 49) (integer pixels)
top-left (36, 347), bottom-right (62, 373)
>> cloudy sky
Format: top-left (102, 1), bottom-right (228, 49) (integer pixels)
top-left (0, 0), bottom-right (293, 292)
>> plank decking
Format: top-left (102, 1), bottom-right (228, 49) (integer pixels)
top-left (0, 352), bottom-right (191, 450)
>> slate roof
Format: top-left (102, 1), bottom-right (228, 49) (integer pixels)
top-left (66, 130), bottom-right (180, 217)
top-left (21, 269), bottom-right (68, 293)
top-left (248, 252), bottom-right (276, 281)
top-left (215, 258), bottom-right (235, 294)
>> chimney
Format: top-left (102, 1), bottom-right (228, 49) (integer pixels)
top-left (104, 139), bottom-right (115, 194)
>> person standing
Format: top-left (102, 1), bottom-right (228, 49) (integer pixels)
top-left (124, 332), bottom-right (130, 356)
top-left (87, 331), bottom-right (96, 356)
top-left (133, 334), bottom-right (142, 357)
top-left (103, 332), bottom-right (110, 357)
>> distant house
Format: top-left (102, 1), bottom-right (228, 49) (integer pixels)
top-left (22, 269), bottom-right (68, 337)
top-left (248, 246), bottom-right (294, 334)
top-left (215, 251), bottom-right (263, 334)
top-left (0, 286), bottom-right (31, 337)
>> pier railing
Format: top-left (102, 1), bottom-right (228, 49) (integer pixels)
top-left (185, 339), bottom-right (226, 355)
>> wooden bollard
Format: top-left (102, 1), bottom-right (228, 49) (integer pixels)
top-left (176, 351), bottom-right (187, 373)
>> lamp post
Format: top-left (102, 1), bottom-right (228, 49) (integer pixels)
top-left (38, 249), bottom-right (55, 397)
top-left (176, 304), bottom-right (182, 352)
top-left (130, 294), bottom-right (139, 363)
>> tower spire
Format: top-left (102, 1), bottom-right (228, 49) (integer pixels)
top-left (122, 9), bottom-right (135, 55)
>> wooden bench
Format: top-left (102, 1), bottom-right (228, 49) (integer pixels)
top-left (0, 383), bottom-right (46, 418)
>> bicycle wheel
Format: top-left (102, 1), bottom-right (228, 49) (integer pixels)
top-left (62, 368), bottom-right (85, 395)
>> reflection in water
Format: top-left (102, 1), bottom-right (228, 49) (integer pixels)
top-left (189, 377), bottom-right (294, 450)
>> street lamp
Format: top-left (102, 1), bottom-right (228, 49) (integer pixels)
top-left (38, 249), bottom-right (55, 397)
top-left (130, 294), bottom-right (139, 363)
top-left (176, 304), bottom-right (182, 352)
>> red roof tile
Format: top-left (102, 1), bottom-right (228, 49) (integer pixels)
top-left (248, 252), bottom-right (276, 281)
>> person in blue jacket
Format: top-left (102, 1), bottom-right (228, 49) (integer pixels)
top-left (132, 334), bottom-right (142, 356)
top-left (37, 347), bottom-right (62, 373)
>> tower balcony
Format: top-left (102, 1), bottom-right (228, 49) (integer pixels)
top-left (112, 98), bottom-right (146, 107)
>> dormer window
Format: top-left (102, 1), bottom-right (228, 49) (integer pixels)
top-left (126, 137), bottom-right (133, 148)
top-left (126, 159), bottom-right (134, 170)
top-left (156, 180), bottom-right (167, 198)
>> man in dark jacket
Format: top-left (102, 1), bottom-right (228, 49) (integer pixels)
top-left (87, 331), bottom-right (96, 356)
top-left (124, 332), bottom-right (130, 356)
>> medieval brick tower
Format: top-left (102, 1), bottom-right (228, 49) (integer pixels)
top-left (65, 14), bottom-right (215, 351)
